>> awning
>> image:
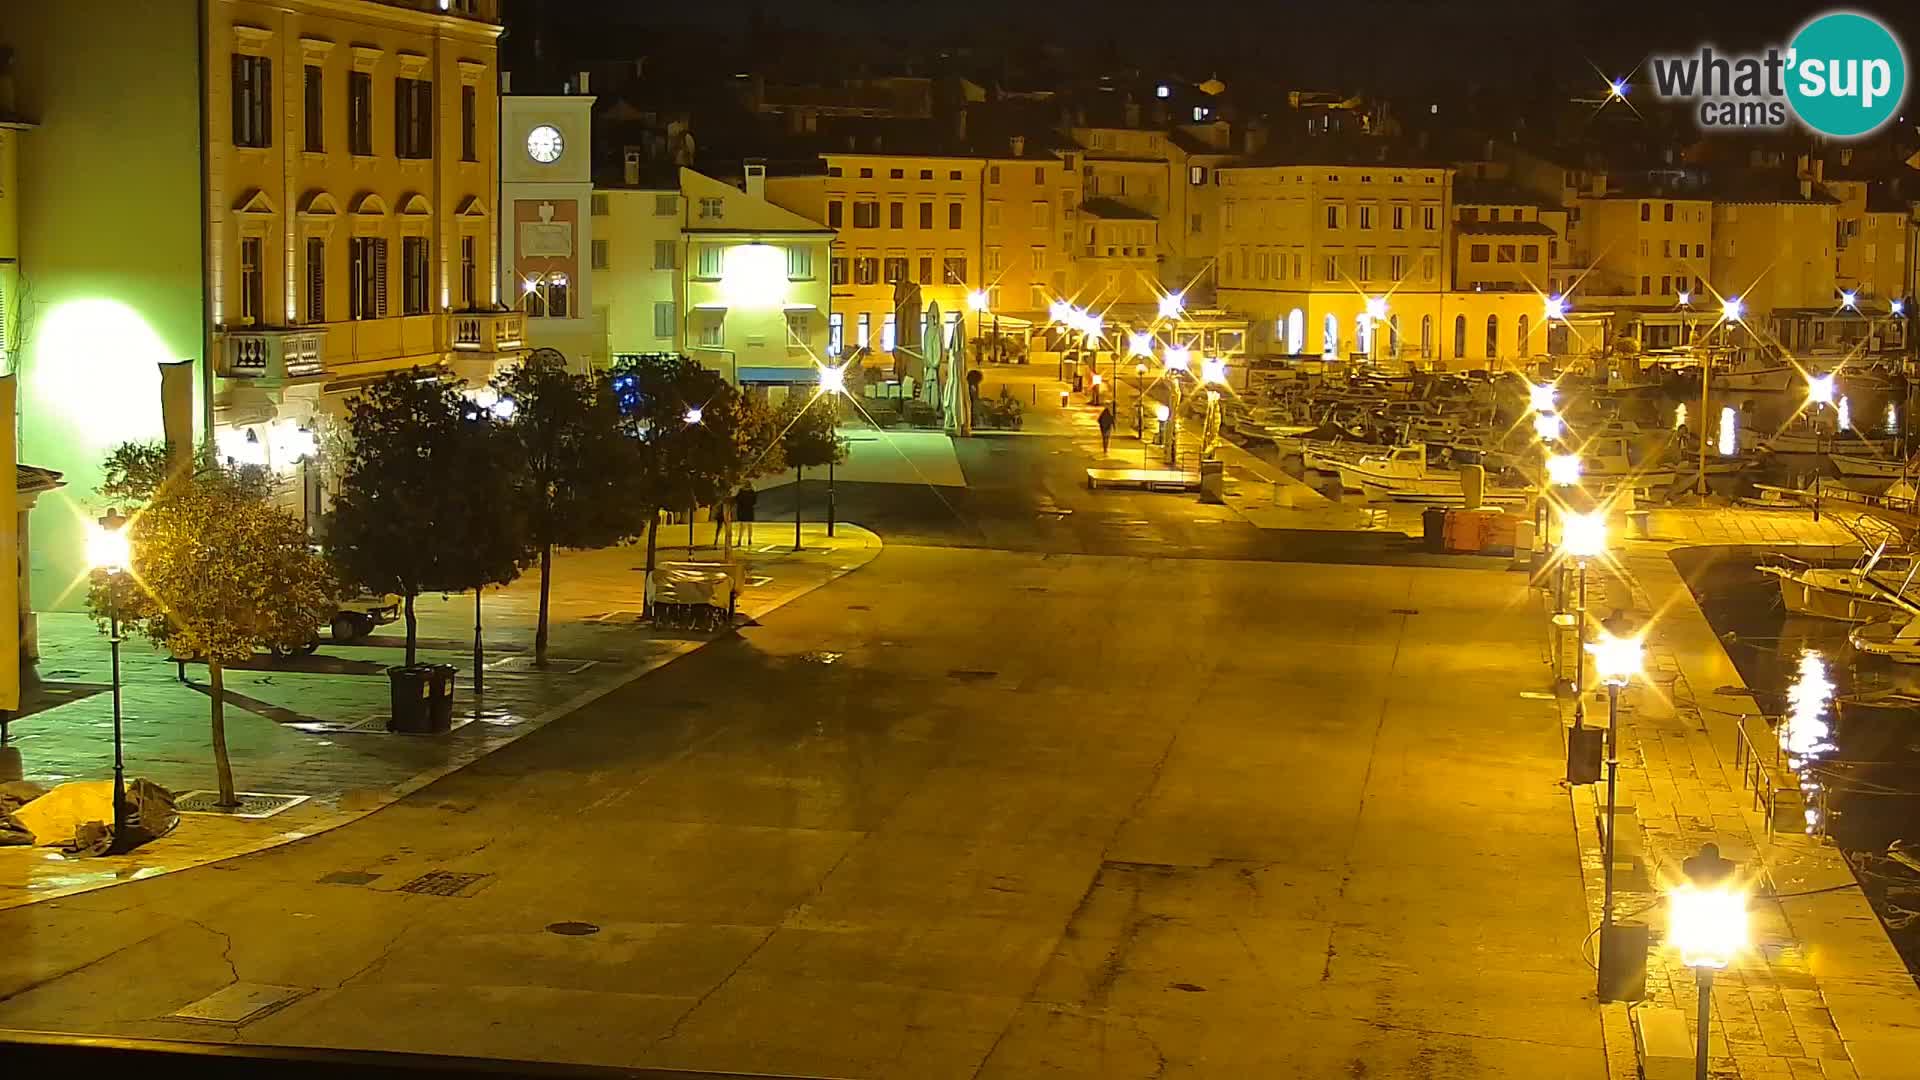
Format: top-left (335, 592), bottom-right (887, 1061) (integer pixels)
top-left (737, 366), bottom-right (821, 384)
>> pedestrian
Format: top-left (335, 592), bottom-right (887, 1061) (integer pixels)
top-left (1097, 403), bottom-right (1116, 455)
top-left (733, 482), bottom-right (758, 547)
top-left (712, 495), bottom-right (730, 547)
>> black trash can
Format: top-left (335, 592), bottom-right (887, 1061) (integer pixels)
top-left (1421, 507), bottom-right (1448, 553)
top-left (387, 664), bottom-right (457, 734)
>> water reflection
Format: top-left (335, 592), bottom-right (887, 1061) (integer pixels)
top-left (1782, 650), bottom-right (1836, 832)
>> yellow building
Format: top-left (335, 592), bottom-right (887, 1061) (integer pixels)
top-left (1828, 177), bottom-right (1910, 304)
top-left (978, 145), bottom-right (1079, 323)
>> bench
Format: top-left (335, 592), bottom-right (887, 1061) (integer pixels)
top-left (1086, 468), bottom-right (1201, 492)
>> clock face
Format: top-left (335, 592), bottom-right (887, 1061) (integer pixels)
top-left (526, 125), bottom-right (563, 164)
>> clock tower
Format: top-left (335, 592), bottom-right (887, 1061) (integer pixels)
top-left (500, 88), bottom-right (598, 366)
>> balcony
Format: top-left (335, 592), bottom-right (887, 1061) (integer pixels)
top-left (217, 327), bottom-right (327, 383)
top-left (452, 310), bottom-right (525, 353)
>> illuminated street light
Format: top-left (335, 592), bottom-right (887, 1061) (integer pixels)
top-left (1674, 402), bottom-right (1688, 430)
top-left (1163, 345), bottom-right (1191, 373)
top-left (1048, 299), bottom-right (1073, 324)
top-left (1527, 382), bottom-right (1557, 414)
top-left (818, 363), bottom-right (846, 396)
top-left (1591, 626), bottom-right (1644, 1002)
top-left (966, 290), bottom-right (989, 313)
top-left (1545, 294), bottom-right (1568, 321)
top-left (1154, 403), bottom-right (1171, 422)
top-left (1158, 292), bottom-right (1185, 319)
top-left (684, 406), bottom-right (703, 425)
top-left (1837, 396), bottom-right (1852, 432)
top-left (1807, 373), bottom-right (1835, 406)
top-left (1608, 78), bottom-right (1628, 99)
top-left (1200, 357), bottom-right (1227, 385)
top-left (1129, 332), bottom-right (1154, 357)
top-left (1587, 632), bottom-right (1643, 687)
top-left (1364, 296), bottom-right (1389, 321)
top-left (1721, 296), bottom-right (1744, 322)
top-left (1560, 510), bottom-right (1607, 561)
top-left (1678, 290), bottom-right (1692, 307)
top-left (1840, 290), bottom-right (1858, 310)
top-left (87, 508), bottom-right (134, 853)
top-left (1718, 406), bottom-right (1738, 456)
top-left (1671, 843), bottom-right (1744, 1079)
top-left (1894, 299), bottom-right (1907, 316)
top-left (1546, 453), bottom-right (1582, 487)
top-left (1533, 412), bottom-right (1563, 442)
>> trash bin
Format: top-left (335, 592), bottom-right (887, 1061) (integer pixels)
top-left (1199, 459), bottom-right (1226, 503)
top-left (388, 664), bottom-right (457, 734)
top-left (1422, 507), bottom-right (1448, 553)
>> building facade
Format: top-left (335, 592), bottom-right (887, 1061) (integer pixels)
top-left (500, 91), bottom-right (596, 365)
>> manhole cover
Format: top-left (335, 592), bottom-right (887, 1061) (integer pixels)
top-left (546, 921), bottom-right (600, 936)
top-left (486, 656), bottom-right (596, 674)
top-left (948, 669), bottom-right (997, 682)
top-left (1023, 586), bottom-right (1049, 593)
top-left (396, 870), bottom-right (491, 897)
top-left (317, 871), bottom-right (381, 886)
top-left (847, 604), bottom-right (871, 611)
top-left (1390, 608), bottom-right (1420, 616)
top-left (172, 982), bottom-right (308, 1024)
top-left (175, 791), bottom-right (307, 818)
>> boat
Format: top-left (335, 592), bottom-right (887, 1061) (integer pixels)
top-left (1712, 358), bottom-right (1797, 392)
top-left (1760, 548), bottom-right (1920, 622)
top-left (1333, 443), bottom-right (1534, 505)
top-left (1757, 426), bottom-right (1897, 455)
top-left (1830, 452), bottom-right (1907, 481)
top-left (1849, 616), bottom-right (1920, 663)
top-left (1568, 433), bottom-right (1678, 498)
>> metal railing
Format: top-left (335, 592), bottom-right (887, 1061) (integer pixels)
top-left (1733, 716), bottom-right (1827, 839)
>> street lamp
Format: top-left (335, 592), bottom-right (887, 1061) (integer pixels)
top-left (1134, 360), bottom-right (1147, 437)
top-left (1587, 630), bottom-right (1643, 999)
top-left (1533, 411), bottom-right (1563, 442)
top-left (967, 289), bottom-right (1000, 365)
top-left (1163, 346), bottom-right (1190, 468)
top-left (1158, 292), bottom-right (1184, 320)
top-left (1670, 844), bottom-right (1744, 1080)
top-left (1545, 294), bottom-right (1568, 322)
top-left (1561, 509), bottom-right (1607, 727)
top-left (87, 509), bottom-right (134, 852)
top-left (1545, 452), bottom-right (1582, 488)
top-left (1808, 373), bottom-right (1836, 521)
top-left (818, 364), bottom-right (847, 538)
top-left (1528, 381), bottom-right (1557, 415)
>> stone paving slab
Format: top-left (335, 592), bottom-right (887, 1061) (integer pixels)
top-left (0, 524), bottom-right (881, 911)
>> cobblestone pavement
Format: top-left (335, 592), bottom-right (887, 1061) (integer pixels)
top-left (0, 524), bottom-right (881, 910)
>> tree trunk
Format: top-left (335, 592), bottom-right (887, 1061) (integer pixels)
top-left (403, 591), bottom-right (418, 667)
top-left (642, 511), bottom-right (659, 616)
top-left (535, 541), bottom-right (553, 667)
top-left (795, 465), bottom-right (804, 550)
top-left (208, 661), bottom-right (237, 807)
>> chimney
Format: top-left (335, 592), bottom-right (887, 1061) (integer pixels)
top-left (1009, 135), bottom-right (1026, 157)
top-left (501, 70), bottom-right (512, 94)
top-left (1814, 158), bottom-right (1825, 183)
top-left (744, 161), bottom-right (767, 200)
top-left (1800, 177), bottom-right (1813, 199)
top-left (624, 148), bottom-right (641, 186)
top-left (954, 107), bottom-right (968, 142)
top-left (577, 70), bottom-right (591, 95)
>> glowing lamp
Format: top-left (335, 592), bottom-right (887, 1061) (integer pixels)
top-left (1678, 290), bottom-right (1692, 307)
top-left (1154, 404), bottom-right (1171, 422)
top-left (1163, 345), bottom-right (1192, 372)
top-left (966, 290), bottom-right (989, 313)
top-left (1545, 295), bottom-right (1568, 320)
top-left (1586, 632), bottom-right (1643, 686)
top-left (1608, 79), bottom-right (1628, 99)
top-left (720, 244), bottom-right (788, 308)
top-left (268, 422), bottom-right (318, 471)
top-left (1091, 373), bottom-right (1102, 386)
top-left (87, 512), bottom-right (130, 573)
top-left (818, 364), bottom-right (847, 395)
top-left (1135, 361), bottom-right (1147, 377)
top-left (1675, 402), bottom-right (1688, 430)
top-left (1129, 332), bottom-right (1153, 357)
top-left (1527, 382), bottom-right (1557, 414)
top-left (1887, 402), bottom-right (1900, 435)
top-left (1894, 299), bottom-right (1907, 316)
top-left (1807, 373), bottom-right (1835, 406)
top-left (1840, 290), bottom-right (1858, 310)
top-left (1721, 296), bottom-right (1744, 322)
top-left (1158, 292), bottom-right (1185, 319)
top-left (1081, 313), bottom-right (1104, 342)
top-left (1559, 510), bottom-right (1607, 560)
top-left (1200, 357), bottom-right (1227, 384)
top-left (684, 406), bottom-right (703, 425)
top-left (1669, 882), bottom-right (1746, 970)
top-left (1364, 296), bottom-right (1389, 321)
top-left (1049, 300), bottom-right (1072, 325)
top-left (1533, 412), bottom-right (1563, 441)
top-left (216, 426), bottom-right (269, 467)
top-left (1545, 453), bottom-right (1581, 487)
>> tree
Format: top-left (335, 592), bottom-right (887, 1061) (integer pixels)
top-left (88, 452), bottom-right (337, 806)
top-left (608, 353), bottom-right (753, 578)
top-left (777, 390), bottom-right (849, 548)
top-left (494, 349), bottom-right (643, 664)
top-left (327, 370), bottom-right (527, 669)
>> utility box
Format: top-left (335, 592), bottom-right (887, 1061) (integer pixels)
top-left (1598, 921), bottom-right (1648, 1002)
top-left (1566, 723), bottom-right (1603, 784)
top-left (1633, 1006), bottom-right (1694, 1080)
top-left (1199, 460), bottom-right (1226, 504)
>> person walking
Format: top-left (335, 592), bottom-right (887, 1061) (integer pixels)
top-left (1097, 403), bottom-right (1116, 455)
top-left (733, 482), bottom-right (758, 547)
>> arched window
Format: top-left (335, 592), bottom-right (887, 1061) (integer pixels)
top-left (1323, 312), bottom-right (1340, 358)
top-left (1356, 313), bottom-right (1371, 356)
top-left (1288, 308), bottom-right (1305, 354)
top-left (1485, 314), bottom-right (1500, 359)
top-left (1517, 314), bottom-right (1530, 358)
top-left (1453, 315), bottom-right (1467, 358)
top-left (1389, 314), bottom-right (1401, 358)
top-left (1421, 315), bottom-right (1433, 360)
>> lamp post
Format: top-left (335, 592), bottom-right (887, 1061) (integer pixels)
top-left (1671, 844), bottom-right (1743, 1080)
top-left (87, 510), bottom-right (133, 852)
top-left (1807, 372), bottom-right (1835, 522)
top-left (1164, 345), bottom-right (1190, 468)
top-left (1560, 509), bottom-right (1607, 728)
top-left (1365, 296), bottom-right (1389, 369)
top-left (967, 289), bottom-right (996, 366)
top-left (459, 391), bottom-right (514, 695)
top-left (1133, 360), bottom-right (1147, 438)
top-left (819, 363), bottom-right (846, 539)
top-left (1588, 630), bottom-right (1643, 999)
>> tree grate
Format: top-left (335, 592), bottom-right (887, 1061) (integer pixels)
top-left (174, 791), bottom-right (307, 818)
top-left (485, 656), bottom-right (596, 674)
top-left (396, 870), bottom-right (490, 897)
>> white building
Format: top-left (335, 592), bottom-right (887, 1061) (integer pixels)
top-left (500, 90), bottom-right (599, 366)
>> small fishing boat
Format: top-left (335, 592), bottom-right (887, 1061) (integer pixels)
top-left (1830, 452), bottom-right (1908, 481)
top-left (1759, 548), bottom-right (1920, 622)
top-left (1850, 616), bottom-right (1920, 663)
top-left (1712, 357), bottom-right (1797, 392)
top-left (1333, 443), bottom-right (1534, 505)
top-left (1760, 427), bottom-right (1897, 455)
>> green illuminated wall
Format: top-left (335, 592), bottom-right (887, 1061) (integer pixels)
top-left (11, 1), bottom-right (206, 611)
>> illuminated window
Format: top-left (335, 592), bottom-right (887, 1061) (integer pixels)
top-left (787, 310), bottom-right (810, 348)
top-left (882, 313), bottom-right (897, 351)
top-left (856, 312), bottom-right (870, 349)
top-left (654, 301), bottom-right (674, 338)
top-left (827, 312), bottom-right (843, 354)
top-left (854, 256), bottom-right (878, 285)
top-left (232, 54), bottom-right (272, 149)
top-left (306, 237), bottom-right (326, 322)
top-left (350, 237), bottom-right (387, 319)
top-left (696, 244), bottom-right (724, 279)
top-left (831, 257), bottom-right (848, 284)
top-left (883, 256), bottom-right (907, 284)
top-left (786, 245), bottom-right (814, 280)
top-left (1189, 165), bottom-right (1206, 185)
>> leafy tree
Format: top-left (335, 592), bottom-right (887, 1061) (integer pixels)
top-left (608, 353), bottom-right (754, 576)
top-left (777, 390), bottom-right (849, 547)
top-left (327, 370), bottom-right (528, 668)
top-left (88, 455), bottom-right (337, 806)
top-left (494, 348), bottom-right (643, 664)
